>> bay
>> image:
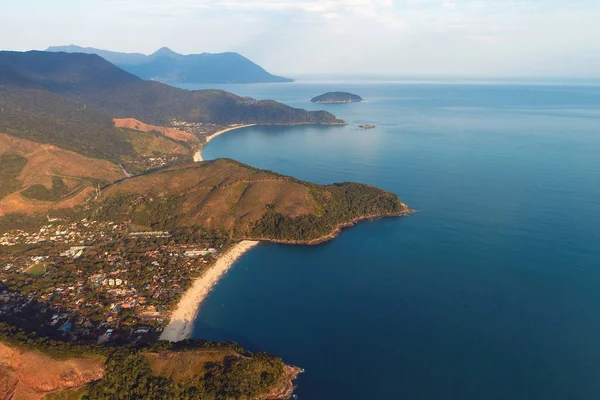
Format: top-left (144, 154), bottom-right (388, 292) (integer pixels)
top-left (181, 82), bottom-right (600, 399)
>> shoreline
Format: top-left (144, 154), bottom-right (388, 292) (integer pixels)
top-left (193, 124), bottom-right (257, 162)
top-left (160, 240), bottom-right (259, 342)
top-left (192, 122), bottom-right (346, 162)
top-left (251, 207), bottom-right (416, 246)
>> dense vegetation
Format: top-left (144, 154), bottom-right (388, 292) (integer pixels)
top-left (253, 183), bottom-right (407, 241)
top-left (0, 322), bottom-right (109, 359)
top-left (0, 209), bottom-right (82, 235)
top-left (311, 91), bottom-right (363, 104)
top-left (0, 51), bottom-right (343, 126)
top-left (0, 152), bottom-right (27, 198)
top-left (0, 87), bottom-right (133, 163)
top-left (94, 192), bottom-right (186, 230)
top-left (21, 176), bottom-right (71, 201)
top-left (89, 347), bottom-right (284, 400)
top-left (0, 323), bottom-right (285, 400)
top-left (90, 160), bottom-right (409, 243)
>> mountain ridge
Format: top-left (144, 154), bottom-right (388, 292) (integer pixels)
top-left (46, 44), bottom-right (293, 84)
top-left (0, 51), bottom-right (338, 126)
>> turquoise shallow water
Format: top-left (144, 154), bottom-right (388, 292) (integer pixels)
top-left (184, 82), bottom-right (600, 399)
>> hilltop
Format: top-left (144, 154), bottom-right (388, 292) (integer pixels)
top-left (47, 45), bottom-right (293, 84)
top-left (92, 159), bottom-right (411, 243)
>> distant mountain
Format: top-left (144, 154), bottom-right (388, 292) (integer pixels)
top-left (46, 45), bottom-right (293, 84)
top-left (47, 45), bottom-right (148, 65)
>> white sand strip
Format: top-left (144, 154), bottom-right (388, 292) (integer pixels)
top-left (160, 240), bottom-right (259, 342)
top-left (193, 124), bottom-right (256, 162)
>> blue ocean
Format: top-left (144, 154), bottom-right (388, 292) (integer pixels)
top-left (181, 82), bottom-right (600, 399)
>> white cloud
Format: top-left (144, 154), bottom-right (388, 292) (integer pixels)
top-left (1, 0), bottom-right (600, 77)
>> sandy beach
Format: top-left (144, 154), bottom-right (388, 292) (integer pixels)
top-left (193, 124), bottom-right (256, 162)
top-left (160, 240), bottom-right (259, 342)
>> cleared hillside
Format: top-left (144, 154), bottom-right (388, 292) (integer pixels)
top-left (0, 341), bottom-right (104, 400)
top-left (113, 118), bottom-right (200, 146)
top-left (0, 133), bottom-right (125, 215)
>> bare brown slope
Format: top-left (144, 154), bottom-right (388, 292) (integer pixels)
top-left (0, 133), bottom-right (125, 216)
top-left (113, 117), bottom-right (200, 146)
top-left (0, 342), bottom-right (104, 400)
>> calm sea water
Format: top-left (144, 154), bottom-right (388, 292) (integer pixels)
top-left (182, 82), bottom-right (600, 399)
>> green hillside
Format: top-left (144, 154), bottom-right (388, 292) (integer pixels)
top-left (0, 51), bottom-right (343, 126)
top-left (93, 159), bottom-right (411, 243)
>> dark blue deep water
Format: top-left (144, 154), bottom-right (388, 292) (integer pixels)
top-left (186, 82), bottom-right (600, 399)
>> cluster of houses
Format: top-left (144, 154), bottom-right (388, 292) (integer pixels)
top-left (126, 154), bottom-right (188, 171)
top-left (1, 218), bottom-right (224, 346)
top-left (0, 288), bottom-right (162, 344)
top-left (0, 219), bottom-right (127, 247)
top-left (169, 119), bottom-right (224, 138)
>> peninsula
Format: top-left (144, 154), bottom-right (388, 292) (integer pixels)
top-left (311, 91), bottom-right (364, 104)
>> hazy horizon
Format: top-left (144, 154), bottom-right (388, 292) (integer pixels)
top-left (2, 0), bottom-right (600, 78)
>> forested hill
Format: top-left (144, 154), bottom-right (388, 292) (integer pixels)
top-left (0, 51), bottom-right (343, 126)
top-left (311, 92), bottom-right (363, 104)
top-left (0, 50), bottom-right (140, 91)
top-left (93, 159), bottom-right (411, 243)
top-left (47, 45), bottom-right (293, 84)
top-left (0, 329), bottom-right (297, 400)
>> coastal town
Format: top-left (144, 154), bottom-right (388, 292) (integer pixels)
top-left (125, 153), bottom-right (191, 173)
top-left (0, 217), bottom-right (229, 346)
top-left (0, 123), bottom-right (264, 348)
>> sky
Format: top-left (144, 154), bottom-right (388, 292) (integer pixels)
top-left (1, 0), bottom-right (599, 78)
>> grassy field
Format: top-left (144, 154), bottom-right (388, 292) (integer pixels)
top-left (0, 152), bottom-right (27, 199)
top-left (145, 348), bottom-right (238, 383)
top-left (44, 387), bottom-right (89, 400)
top-left (25, 263), bottom-right (47, 276)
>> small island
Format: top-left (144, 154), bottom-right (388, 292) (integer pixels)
top-left (311, 91), bottom-right (363, 104)
top-left (359, 124), bottom-right (376, 129)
